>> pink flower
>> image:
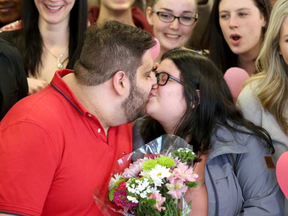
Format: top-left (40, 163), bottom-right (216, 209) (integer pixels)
top-left (122, 158), bottom-right (148, 178)
top-left (149, 192), bottom-right (166, 212)
top-left (169, 162), bottom-right (198, 182)
top-left (166, 179), bottom-right (188, 199)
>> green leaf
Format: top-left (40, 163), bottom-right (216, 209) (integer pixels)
top-left (171, 148), bottom-right (196, 165)
top-left (186, 181), bottom-right (202, 188)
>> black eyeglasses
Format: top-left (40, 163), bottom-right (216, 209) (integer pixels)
top-left (153, 70), bottom-right (182, 86)
top-left (152, 8), bottom-right (198, 26)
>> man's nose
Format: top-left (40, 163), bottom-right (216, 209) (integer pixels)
top-left (151, 72), bottom-right (157, 86)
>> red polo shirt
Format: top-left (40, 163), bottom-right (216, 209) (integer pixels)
top-left (0, 69), bottom-right (132, 216)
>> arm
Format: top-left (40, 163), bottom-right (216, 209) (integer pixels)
top-left (0, 39), bottom-right (28, 120)
top-left (236, 136), bottom-right (284, 215)
top-left (0, 121), bottom-right (59, 216)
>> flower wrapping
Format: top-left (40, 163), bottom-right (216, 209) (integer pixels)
top-left (94, 135), bottom-right (200, 216)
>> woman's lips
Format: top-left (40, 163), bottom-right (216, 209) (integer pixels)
top-left (44, 4), bottom-right (64, 13)
top-left (230, 34), bottom-right (242, 46)
top-left (0, 5), bottom-right (16, 13)
top-left (149, 92), bottom-right (156, 98)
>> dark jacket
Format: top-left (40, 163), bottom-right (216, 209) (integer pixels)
top-left (0, 29), bottom-right (20, 45)
top-left (0, 38), bottom-right (28, 120)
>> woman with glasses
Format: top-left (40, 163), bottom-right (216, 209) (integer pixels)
top-left (133, 48), bottom-right (284, 215)
top-left (146, 0), bottom-right (198, 63)
top-left (202, 0), bottom-right (271, 75)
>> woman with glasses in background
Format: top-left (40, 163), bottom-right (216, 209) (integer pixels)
top-left (146, 0), bottom-right (198, 63)
top-left (133, 48), bottom-right (284, 215)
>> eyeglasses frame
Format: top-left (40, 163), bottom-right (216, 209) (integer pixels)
top-left (151, 8), bottom-right (198, 26)
top-left (153, 70), bottom-right (182, 86)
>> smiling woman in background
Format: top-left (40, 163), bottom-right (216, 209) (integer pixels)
top-left (0, 0), bottom-right (87, 94)
top-left (203, 0), bottom-right (271, 75)
top-left (146, 0), bottom-right (198, 63)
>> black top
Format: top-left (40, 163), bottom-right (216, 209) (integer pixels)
top-left (0, 29), bottom-right (20, 45)
top-left (0, 37), bottom-right (28, 120)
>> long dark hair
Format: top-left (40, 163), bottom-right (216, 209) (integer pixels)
top-left (141, 48), bottom-right (273, 154)
top-left (17, 0), bottom-right (87, 76)
top-left (201, 0), bottom-right (271, 74)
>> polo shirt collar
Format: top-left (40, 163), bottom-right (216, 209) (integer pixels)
top-left (50, 69), bottom-right (88, 116)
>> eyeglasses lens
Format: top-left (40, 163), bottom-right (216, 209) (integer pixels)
top-left (157, 73), bottom-right (169, 86)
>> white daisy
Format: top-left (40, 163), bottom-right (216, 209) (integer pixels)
top-left (149, 164), bottom-right (171, 186)
top-left (108, 173), bottom-right (122, 190)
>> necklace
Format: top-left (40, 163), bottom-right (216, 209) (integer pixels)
top-left (44, 45), bottom-right (69, 69)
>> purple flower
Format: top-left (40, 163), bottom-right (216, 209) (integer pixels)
top-left (148, 154), bottom-right (160, 159)
top-left (114, 190), bottom-right (138, 209)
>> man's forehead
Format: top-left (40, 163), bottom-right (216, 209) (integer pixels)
top-left (140, 50), bottom-right (153, 67)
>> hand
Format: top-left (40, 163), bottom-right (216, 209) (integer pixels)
top-left (27, 78), bottom-right (48, 95)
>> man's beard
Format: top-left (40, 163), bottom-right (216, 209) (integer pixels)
top-left (121, 83), bottom-right (148, 123)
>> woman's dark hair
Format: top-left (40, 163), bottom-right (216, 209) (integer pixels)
top-left (17, 0), bottom-right (87, 76)
top-left (141, 48), bottom-right (273, 154)
top-left (201, 0), bottom-right (271, 74)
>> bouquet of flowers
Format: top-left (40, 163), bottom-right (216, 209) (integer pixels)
top-left (94, 135), bottom-right (200, 216)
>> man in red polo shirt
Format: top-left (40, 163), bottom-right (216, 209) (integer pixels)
top-left (0, 21), bottom-right (156, 216)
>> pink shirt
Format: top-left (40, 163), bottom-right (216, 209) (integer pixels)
top-left (185, 154), bottom-right (209, 216)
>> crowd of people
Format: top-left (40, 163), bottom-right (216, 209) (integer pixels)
top-left (0, 0), bottom-right (287, 215)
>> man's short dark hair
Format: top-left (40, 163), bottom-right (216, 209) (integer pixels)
top-left (74, 20), bottom-right (156, 86)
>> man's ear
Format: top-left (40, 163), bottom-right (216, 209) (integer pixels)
top-left (146, 7), bottom-right (154, 25)
top-left (112, 71), bottom-right (128, 96)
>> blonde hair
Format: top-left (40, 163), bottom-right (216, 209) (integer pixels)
top-left (247, 0), bottom-right (288, 134)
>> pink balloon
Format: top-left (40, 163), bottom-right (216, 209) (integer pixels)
top-left (224, 67), bottom-right (249, 103)
top-left (276, 152), bottom-right (288, 199)
top-left (149, 37), bottom-right (160, 60)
